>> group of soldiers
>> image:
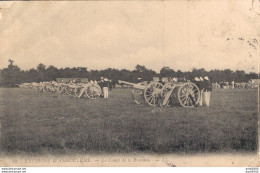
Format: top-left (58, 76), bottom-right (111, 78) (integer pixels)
top-left (193, 76), bottom-right (212, 107)
top-left (97, 77), bottom-right (112, 98)
top-left (212, 81), bottom-right (255, 89)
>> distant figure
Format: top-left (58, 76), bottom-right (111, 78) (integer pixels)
top-left (220, 82), bottom-right (225, 89)
top-left (203, 76), bottom-right (212, 107)
top-left (103, 78), bottom-right (109, 98)
top-left (231, 81), bottom-right (235, 89)
top-left (172, 77), bottom-right (178, 83)
top-left (198, 77), bottom-right (204, 106)
top-left (103, 87), bottom-right (109, 98)
top-left (193, 77), bottom-right (203, 107)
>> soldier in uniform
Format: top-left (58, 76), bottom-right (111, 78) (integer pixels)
top-left (103, 78), bottom-right (109, 98)
top-left (203, 76), bottom-right (212, 107)
top-left (198, 77), bottom-right (205, 106)
top-left (193, 77), bottom-right (202, 107)
top-left (231, 81), bottom-right (235, 89)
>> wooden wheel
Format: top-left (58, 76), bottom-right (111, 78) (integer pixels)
top-left (65, 86), bottom-right (72, 95)
top-left (56, 85), bottom-right (65, 94)
top-left (28, 84), bottom-right (33, 90)
top-left (52, 84), bottom-right (60, 93)
top-left (144, 82), bottom-right (163, 106)
top-left (131, 89), bottom-right (144, 104)
top-left (36, 85), bottom-right (43, 92)
top-left (65, 84), bottom-right (77, 95)
top-left (42, 83), bottom-right (48, 92)
top-left (74, 85), bottom-right (83, 98)
top-left (178, 82), bottom-right (200, 108)
top-left (84, 83), bottom-right (102, 99)
top-left (43, 83), bottom-right (54, 93)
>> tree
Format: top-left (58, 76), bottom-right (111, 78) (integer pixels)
top-left (133, 65), bottom-right (156, 81)
top-left (135, 65), bottom-right (147, 73)
top-left (36, 63), bottom-right (47, 81)
top-left (45, 65), bottom-right (59, 81)
top-left (234, 70), bottom-right (246, 82)
top-left (27, 68), bottom-right (40, 82)
top-left (77, 67), bottom-right (88, 78)
top-left (160, 66), bottom-right (175, 77)
top-left (0, 59), bottom-right (258, 87)
top-left (37, 63), bottom-right (46, 72)
top-left (8, 59), bottom-right (14, 68)
top-left (0, 59), bottom-right (21, 87)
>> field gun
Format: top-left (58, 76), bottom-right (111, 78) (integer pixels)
top-left (119, 80), bottom-right (200, 108)
top-left (56, 82), bottom-right (101, 99)
top-left (17, 80), bottom-right (102, 100)
top-left (74, 82), bottom-right (102, 99)
top-left (118, 80), bottom-right (147, 90)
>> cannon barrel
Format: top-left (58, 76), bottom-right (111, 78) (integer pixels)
top-left (118, 80), bottom-right (146, 90)
top-left (118, 80), bottom-right (136, 86)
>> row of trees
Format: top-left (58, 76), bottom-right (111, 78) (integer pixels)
top-left (0, 59), bottom-right (259, 87)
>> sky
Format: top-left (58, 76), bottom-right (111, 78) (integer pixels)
top-left (0, 1), bottom-right (259, 73)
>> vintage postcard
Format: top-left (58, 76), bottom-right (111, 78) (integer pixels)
top-left (0, 0), bottom-right (259, 167)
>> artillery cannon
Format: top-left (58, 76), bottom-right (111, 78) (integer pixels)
top-left (118, 80), bottom-right (200, 108)
top-left (56, 82), bottom-right (101, 99)
top-left (74, 82), bottom-right (102, 99)
top-left (18, 81), bottom-right (102, 99)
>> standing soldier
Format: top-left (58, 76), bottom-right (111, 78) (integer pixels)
top-left (231, 81), bottom-right (235, 89)
top-left (193, 77), bottom-right (202, 107)
top-left (199, 77), bottom-right (205, 106)
top-left (203, 76), bottom-right (212, 107)
top-left (103, 78), bottom-right (109, 98)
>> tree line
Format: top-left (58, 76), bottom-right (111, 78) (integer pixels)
top-left (0, 59), bottom-right (258, 87)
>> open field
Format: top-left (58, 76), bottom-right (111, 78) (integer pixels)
top-left (0, 88), bottom-right (258, 155)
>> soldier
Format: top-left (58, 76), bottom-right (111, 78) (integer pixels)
top-left (193, 77), bottom-right (202, 107)
top-left (203, 76), bottom-right (212, 107)
top-left (194, 77), bottom-right (200, 82)
top-left (231, 81), bottom-right (235, 89)
top-left (103, 78), bottom-right (109, 98)
top-left (198, 77), bottom-right (204, 106)
top-left (172, 77), bottom-right (178, 83)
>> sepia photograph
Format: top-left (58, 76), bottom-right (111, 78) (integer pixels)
top-left (0, 0), bottom-right (259, 167)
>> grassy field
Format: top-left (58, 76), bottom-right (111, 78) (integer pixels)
top-left (0, 88), bottom-right (258, 155)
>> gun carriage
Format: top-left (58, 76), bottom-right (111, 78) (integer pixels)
top-left (18, 81), bottom-right (102, 99)
top-left (74, 82), bottom-right (102, 99)
top-left (118, 80), bottom-right (200, 108)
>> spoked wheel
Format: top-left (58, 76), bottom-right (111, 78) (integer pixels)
top-left (53, 84), bottom-right (60, 93)
top-left (36, 85), bottom-right (43, 92)
top-left (42, 84), bottom-right (48, 92)
top-left (28, 84), bottom-right (33, 90)
top-left (178, 82), bottom-right (200, 108)
top-left (84, 84), bottom-right (102, 99)
top-left (74, 86), bottom-right (83, 98)
top-left (131, 89), bottom-right (144, 104)
top-left (65, 86), bottom-right (74, 95)
top-left (32, 86), bottom-right (37, 91)
top-left (43, 83), bottom-right (54, 93)
top-left (144, 82), bottom-right (163, 106)
top-left (57, 85), bottom-right (66, 94)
